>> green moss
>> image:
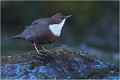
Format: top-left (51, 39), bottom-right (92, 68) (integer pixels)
top-left (1, 47), bottom-right (118, 79)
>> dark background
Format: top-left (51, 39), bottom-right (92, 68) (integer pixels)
top-left (1, 1), bottom-right (119, 64)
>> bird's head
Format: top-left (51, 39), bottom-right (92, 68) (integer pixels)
top-left (50, 13), bottom-right (72, 24)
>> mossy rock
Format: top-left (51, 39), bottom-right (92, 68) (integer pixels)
top-left (1, 47), bottom-right (119, 79)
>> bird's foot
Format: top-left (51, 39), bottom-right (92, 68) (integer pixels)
top-left (37, 51), bottom-right (43, 55)
top-left (34, 43), bottom-right (46, 56)
top-left (40, 46), bottom-right (51, 53)
top-left (40, 46), bottom-right (48, 52)
top-left (35, 51), bottom-right (46, 57)
top-left (38, 50), bottom-right (50, 56)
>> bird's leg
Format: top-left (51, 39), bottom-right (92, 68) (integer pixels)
top-left (40, 46), bottom-right (47, 52)
top-left (33, 43), bottom-right (42, 55)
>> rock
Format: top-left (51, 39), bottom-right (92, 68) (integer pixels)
top-left (1, 47), bottom-right (119, 79)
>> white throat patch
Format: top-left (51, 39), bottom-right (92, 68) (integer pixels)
top-left (49, 19), bottom-right (66, 36)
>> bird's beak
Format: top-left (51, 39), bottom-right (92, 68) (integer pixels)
top-left (64, 15), bottom-right (72, 19)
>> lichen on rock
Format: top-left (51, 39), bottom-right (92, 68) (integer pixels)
top-left (1, 47), bottom-right (119, 79)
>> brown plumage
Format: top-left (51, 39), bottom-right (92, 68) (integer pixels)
top-left (11, 13), bottom-right (71, 54)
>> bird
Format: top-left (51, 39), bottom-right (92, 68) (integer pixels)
top-left (11, 13), bottom-right (71, 55)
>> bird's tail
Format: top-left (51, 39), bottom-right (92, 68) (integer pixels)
top-left (11, 35), bottom-right (22, 39)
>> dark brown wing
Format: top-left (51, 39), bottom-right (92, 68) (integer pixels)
top-left (32, 19), bottom-right (40, 25)
top-left (19, 19), bottom-right (49, 43)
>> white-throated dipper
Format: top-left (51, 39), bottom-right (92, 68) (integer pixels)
top-left (11, 13), bottom-right (71, 55)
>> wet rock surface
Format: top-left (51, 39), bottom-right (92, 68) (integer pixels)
top-left (1, 47), bottom-right (119, 79)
